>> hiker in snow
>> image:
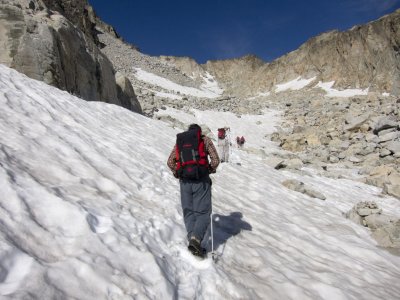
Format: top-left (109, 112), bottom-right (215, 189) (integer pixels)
top-left (236, 136), bottom-right (245, 148)
top-left (167, 124), bottom-right (220, 257)
top-left (217, 127), bottom-right (230, 163)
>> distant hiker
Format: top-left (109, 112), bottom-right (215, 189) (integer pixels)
top-left (236, 136), bottom-right (245, 148)
top-left (217, 127), bottom-right (230, 163)
top-left (167, 124), bottom-right (220, 257)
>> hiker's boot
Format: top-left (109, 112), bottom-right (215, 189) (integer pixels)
top-left (188, 236), bottom-right (204, 257)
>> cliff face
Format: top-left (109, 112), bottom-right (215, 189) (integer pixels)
top-left (267, 9), bottom-right (400, 92)
top-left (0, 0), bottom-right (141, 113)
top-left (200, 9), bottom-right (400, 97)
top-left (203, 55), bottom-right (267, 96)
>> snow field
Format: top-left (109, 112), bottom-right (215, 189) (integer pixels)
top-left (0, 64), bottom-right (400, 299)
top-left (133, 68), bottom-right (223, 98)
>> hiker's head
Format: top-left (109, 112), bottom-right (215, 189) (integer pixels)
top-left (188, 124), bottom-right (201, 131)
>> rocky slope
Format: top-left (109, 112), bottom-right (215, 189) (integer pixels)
top-left (96, 9), bottom-right (400, 114)
top-left (220, 9), bottom-right (400, 96)
top-left (163, 10), bottom-right (400, 98)
top-left (265, 90), bottom-right (400, 199)
top-left (0, 0), bottom-right (141, 113)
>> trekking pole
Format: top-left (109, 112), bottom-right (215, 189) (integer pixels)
top-left (210, 211), bottom-right (215, 261)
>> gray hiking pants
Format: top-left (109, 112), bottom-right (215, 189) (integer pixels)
top-left (180, 178), bottom-right (212, 243)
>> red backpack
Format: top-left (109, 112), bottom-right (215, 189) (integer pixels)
top-left (218, 128), bottom-right (226, 139)
top-left (175, 128), bottom-right (209, 179)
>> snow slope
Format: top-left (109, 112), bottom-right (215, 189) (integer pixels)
top-left (133, 68), bottom-right (223, 98)
top-left (1, 64), bottom-right (400, 299)
top-left (316, 81), bottom-right (369, 97)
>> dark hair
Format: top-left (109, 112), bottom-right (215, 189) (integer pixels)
top-left (188, 123), bottom-right (201, 131)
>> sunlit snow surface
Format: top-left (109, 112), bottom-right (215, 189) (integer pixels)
top-left (275, 77), bottom-right (316, 93)
top-left (274, 78), bottom-right (370, 98)
top-left (316, 81), bottom-right (369, 97)
top-left (1, 64), bottom-right (400, 299)
top-left (133, 67), bottom-right (223, 98)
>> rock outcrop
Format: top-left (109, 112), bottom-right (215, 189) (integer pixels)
top-left (282, 179), bottom-right (326, 200)
top-left (0, 0), bottom-right (142, 113)
top-left (268, 89), bottom-right (400, 198)
top-left (165, 10), bottom-right (400, 98)
top-left (346, 201), bottom-right (400, 250)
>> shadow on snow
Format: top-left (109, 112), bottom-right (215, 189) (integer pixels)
top-left (204, 211), bottom-right (252, 256)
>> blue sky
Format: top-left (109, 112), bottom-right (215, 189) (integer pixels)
top-left (90, 0), bottom-right (400, 63)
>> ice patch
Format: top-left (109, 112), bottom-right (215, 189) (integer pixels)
top-left (133, 68), bottom-right (222, 98)
top-left (275, 76), bottom-right (316, 92)
top-left (315, 81), bottom-right (369, 97)
top-left (247, 92), bottom-right (271, 100)
top-left (200, 72), bottom-right (224, 95)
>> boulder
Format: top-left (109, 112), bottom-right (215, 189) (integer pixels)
top-left (0, 0), bottom-right (140, 112)
top-left (281, 134), bottom-right (307, 152)
top-left (345, 201), bottom-right (381, 226)
top-left (305, 133), bottom-right (320, 146)
top-left (344, 113), bottom-right (370, 131)
top-left (383, 141), bottom-right (400, 154)
top-left (115, 72), bottom-right (142, 113)
top-left (264, 157), bottom-right (285, 169)
top-left (378, 131), bottom-right (400, 143)
top-left (372, 116), bottom-right (398, 134)
top-left (364, 214), bottom-right (396, 230)
top-left (366, 165), bottom-right (395, 188)
top-left (348, 156), bottom-right (363, 163)
top-left (380, 149), bottom-right (392, 157)
top-left (348, 203), bottom-right (400, 249)
top-left (282, 158), bottom-right (304, 170)
top-left (383, 183), bottom-right (400, 199)
top-left (371, 220), bottom-right (400, 248)
top-left (282, 179), bottom-right (326, 200)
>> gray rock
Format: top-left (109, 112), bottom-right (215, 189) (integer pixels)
top-left (365, 133), bottom-right (379, 143)
top-left (304, 188), bottom-right (326, 200)
top-left (282, 179), bottom-right (326, 200)
top-left (348, 156), bottom-right (363, 163)
top-left (282, 179), bottom-right (305, 193)
top-left (345, 113), bottom-right (370, 131)
top-left (371, 220), bottom-right (400, 248)
top-left (346, 201), bottom-right (380, 225)
top-left (264, 157), bottom-right (285, 169)
top-left (357, 208), bottom-right (382, 217)
top-left (383, 182), bottom-right (400, 199)
top-left (340, 141), bottom-right (351, 150)
top-left (380, 148), bottom-right (392, 157)
top-left (373, 116), bottom-right (398, 134)
top-left (378, 131), bottom-right (400, 143)
top-left (115, 72), bottom-right (142, 113)
top-left (364, 214), bottom-right (396, 230)
top-left (282, 158), bottom-right (303, 170)
top-left (383, 141), bottom-right (400, 154)
top-left (0, 0), bottom-right (140, 112)
top-left (348, 202), bottom-right (400, 249)
top-left (329, 155), bottom-right (339, 163)
top-left (378, 127), bottom-right (398, 137)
